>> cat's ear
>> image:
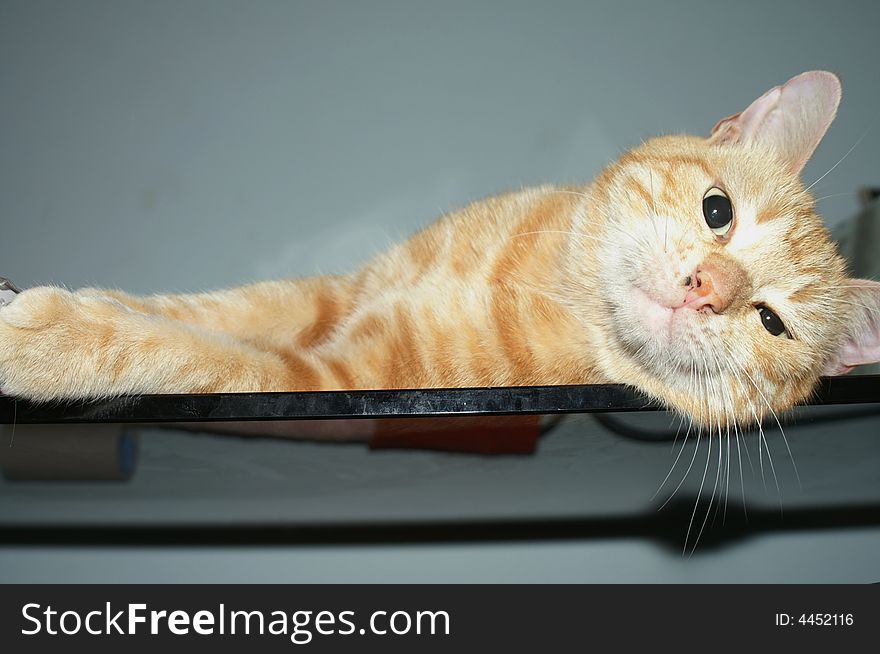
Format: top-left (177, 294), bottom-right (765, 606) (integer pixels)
top-left (709, 71), bottom-right (841, 175)
top-left (823, 279), bottom-right (880, 375)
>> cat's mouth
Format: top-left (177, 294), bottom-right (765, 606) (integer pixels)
top-left (631, 285), bottom-right (707, 336)
top-left (616, 285), bottom-right (718, 377)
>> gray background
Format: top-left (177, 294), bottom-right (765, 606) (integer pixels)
top-left (1, 0), bottom-right (879, 583)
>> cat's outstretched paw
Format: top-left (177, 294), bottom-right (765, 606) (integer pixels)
top-left (0, 285), bottom-right (79, 329)
top-left (0, 286), bottom-right (89, 400)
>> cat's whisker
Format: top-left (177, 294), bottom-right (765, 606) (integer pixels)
top-left (707, 344), bottom-right (738, 527)
top-left (820, 298), bottom-right (879, 312)
top-left (734, 423), bottom-right (748, 520)
top-left (823, 280), bottom-right (880, 289)
top-left (736, 360), bottom-right (800, 491)
top-left (825, 282), bottom-right (880, 288)
top-left (740, 374), bottom-right (782, 503)
top-left (822, 298), bottom-right (879, 313)
top-left (805, 128), bottom-right (869, 193)
top-left (658, 373), bottom-right (705, 512)
top-left (603, 218), bottom-right (645, 248)
top-left (729, 364), bottom-right (782, 509)
top-left (651, 418), bottom-right (692, 503)
top-left (720, 383), bottom-right (733, 525)
top-left (719, 427), bottom-right (728, 526)
top-left (822, 289), bottom-right (878, 299)
top-left (696, 362), bottom-right (707, 440)
top-left (757, 419), bottom-right (766, 490)
top-left (658, 430), bottom-right (702, 512)
top-left (655, 360), bottom-right (702, 508)
top-left (717, 342), bottom-right (767, 490)
top-left (715, 347), bottom-right (752, 518)
top-left (823, 296), bottom-right (880, 307)
top-left (713, 428), bottom-right (730, 525)
top-left (675, 360), bottom-right (696, 453)
top-left (815, 192), bottom-right (855, 203)
top-left (671, 411), bottom-right (686, 452)
top-left (694, 425), bottom-right (725, 553)
top-left (760, 424), bottom-right (782, 510)
top-left (684, 422), bottom-right (714, 556)
top-left (7, 401), bottom-right (16, 448)
top-left (739, 421), bottom-right (755, 476)
top-left (693, 361), bottom-right (721, 539)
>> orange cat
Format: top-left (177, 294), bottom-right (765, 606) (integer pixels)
top-left (1, 71), bottom-right (878, 428)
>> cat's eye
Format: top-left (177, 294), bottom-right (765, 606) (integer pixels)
top-left (702, 187), bottom-right (734, 237)
top-left (756, 304), bottom-right (788, 338)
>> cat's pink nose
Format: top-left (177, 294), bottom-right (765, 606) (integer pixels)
top-left (683, 263), bottom-right (730, 313)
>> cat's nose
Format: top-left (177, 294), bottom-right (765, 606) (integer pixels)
top-left (682, 262), bottom-right (732, 313)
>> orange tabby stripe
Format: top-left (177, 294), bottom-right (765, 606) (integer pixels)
top-left (296, 283), bottom-right (344, 349)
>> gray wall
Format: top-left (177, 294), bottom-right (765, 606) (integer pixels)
top-left (1, 0), bottom-right (879, 583)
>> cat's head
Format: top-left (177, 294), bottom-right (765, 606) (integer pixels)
top-left (583, 71), bottom-right (880, 427)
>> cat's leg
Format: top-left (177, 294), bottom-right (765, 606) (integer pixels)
top-left (0, 286), bottom-right (329, 401)
top-left (76, 274), bottom-right (360, 351)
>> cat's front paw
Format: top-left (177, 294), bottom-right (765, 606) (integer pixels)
top-left (0, 286), bottom-right (78, 329)
top-left (0, 286), bottom-right (84, 399)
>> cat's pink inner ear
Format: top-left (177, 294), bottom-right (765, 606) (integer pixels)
top-left (822, 279), bottom-right (880, 376)
top-left (709, 71), bottom-right (841, 175)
